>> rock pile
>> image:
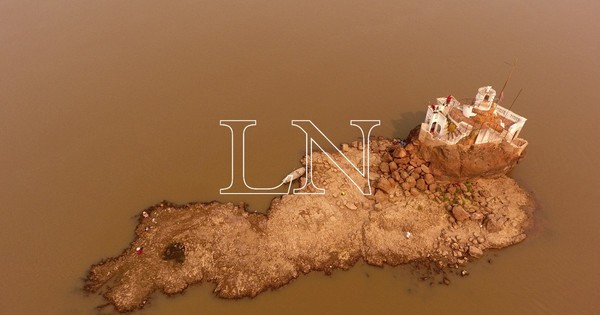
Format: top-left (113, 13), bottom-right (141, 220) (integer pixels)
top-left (357, 137), bottom-right (532, 270)
top-left (369, 138), bottom-right (439, 199)
top-left (365, 137), bottom-right (522, 238)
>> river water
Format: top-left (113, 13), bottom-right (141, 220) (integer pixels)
top-left (1, 1), bottom-right (599, 314)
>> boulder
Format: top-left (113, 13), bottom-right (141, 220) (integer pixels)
top-left (396, 157), bottom-right (410, 165)
top-left (400, 170), bottom-right (409, 179)
top-left (392, 148), bottom-right (407, 158)
top-left (405, 176), bottom-right (416, 188)
top-left (428, 183), bottom-right (438, 192)
top-left (400, 182), bottom-right (411, 191)
top-left (468, 246), bottom-right (483, 258)
top-left (379, 162), bottom-right (390, 173)
top-left (424, 173), bottom-right (435, 185)
top-left (377, 177), bottom-right (393, 194)
top-left (485, 215), bottom-right (504, 233)
top-left (374, 190), bottom-right (387, 203)
top-left (470, 212), bottom-right (484, 221)
top-left (451, 205), bottom-right (470, 221)
top-left (416, 178), bottom-right (427, 191)
top-left (381, 152), bottom-right (393, 162)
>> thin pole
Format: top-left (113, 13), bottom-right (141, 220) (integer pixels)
top-left (507, 88), bottom-right (523, 112)
top-left (498, 58), bottom-right (518, 103)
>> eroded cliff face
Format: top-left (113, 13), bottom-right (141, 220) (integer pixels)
top-left (408, 125), bottom-right (527, 182)
top-left (85, 137), bottom-right (534, 313)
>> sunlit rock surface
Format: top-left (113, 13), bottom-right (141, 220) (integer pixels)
top-left (85, 136), bottom-right (534, 312)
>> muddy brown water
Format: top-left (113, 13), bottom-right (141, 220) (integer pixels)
top-left (1, 1), bottom-right (599, 314)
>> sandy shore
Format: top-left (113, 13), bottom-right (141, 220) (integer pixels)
top-left (84, 137), bottom-right (534, 312)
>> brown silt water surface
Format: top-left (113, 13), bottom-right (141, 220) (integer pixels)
top-left (1, 0), bottom-right (599, 314)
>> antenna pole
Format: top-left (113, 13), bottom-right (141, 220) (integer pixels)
top-left (507, 88), bottom-right (523, 111)
top-left (498, 58), bottom-right (518, 103)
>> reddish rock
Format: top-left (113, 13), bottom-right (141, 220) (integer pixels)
top-left (400, 170), bottom-right (409, 179)
top-left (468, 246), bottom-right (484, 258)
top-left (405, 176), bottom-right (416, 188)
top-left (451, 205), bottom-right (470, 221)
top-left (416, 178), bottom-right (427, 191)
top-left (401, 182), bottom-right (411, 191)
top-left (417, 137), bottom-right (526, 182)
top-left (374, 190), bottom-right (387, 202)
top-left (392, 148), bottom-right (407, 158)
top-left (485, 215), bottom-right (504, 233)
top-left (377, 177), bottom-right (393, 194)
top-left (428, 183), bottom-right (438, 192)
top-left (381, 152), bottom-right (393, 162)
top-left (424, 173), bottom-right (435, 185)
top-left (396, 157), bottom-right (410, 165)
top-left (471, 213), bottom-right (484, 221)
top-left (392, 170), bottom-right (402, 182)
top-left (388, 178), bottom-right (397, 187)
top-left (379, 162), bottom-right (390, 174)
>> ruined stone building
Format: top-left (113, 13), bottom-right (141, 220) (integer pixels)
top-left (420, 86), bottom-right (528, 153)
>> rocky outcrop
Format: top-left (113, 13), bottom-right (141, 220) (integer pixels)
top-left (85, 137), bottom-right (534, 313)
top-left (406, 125), bottom-right (527, 182)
